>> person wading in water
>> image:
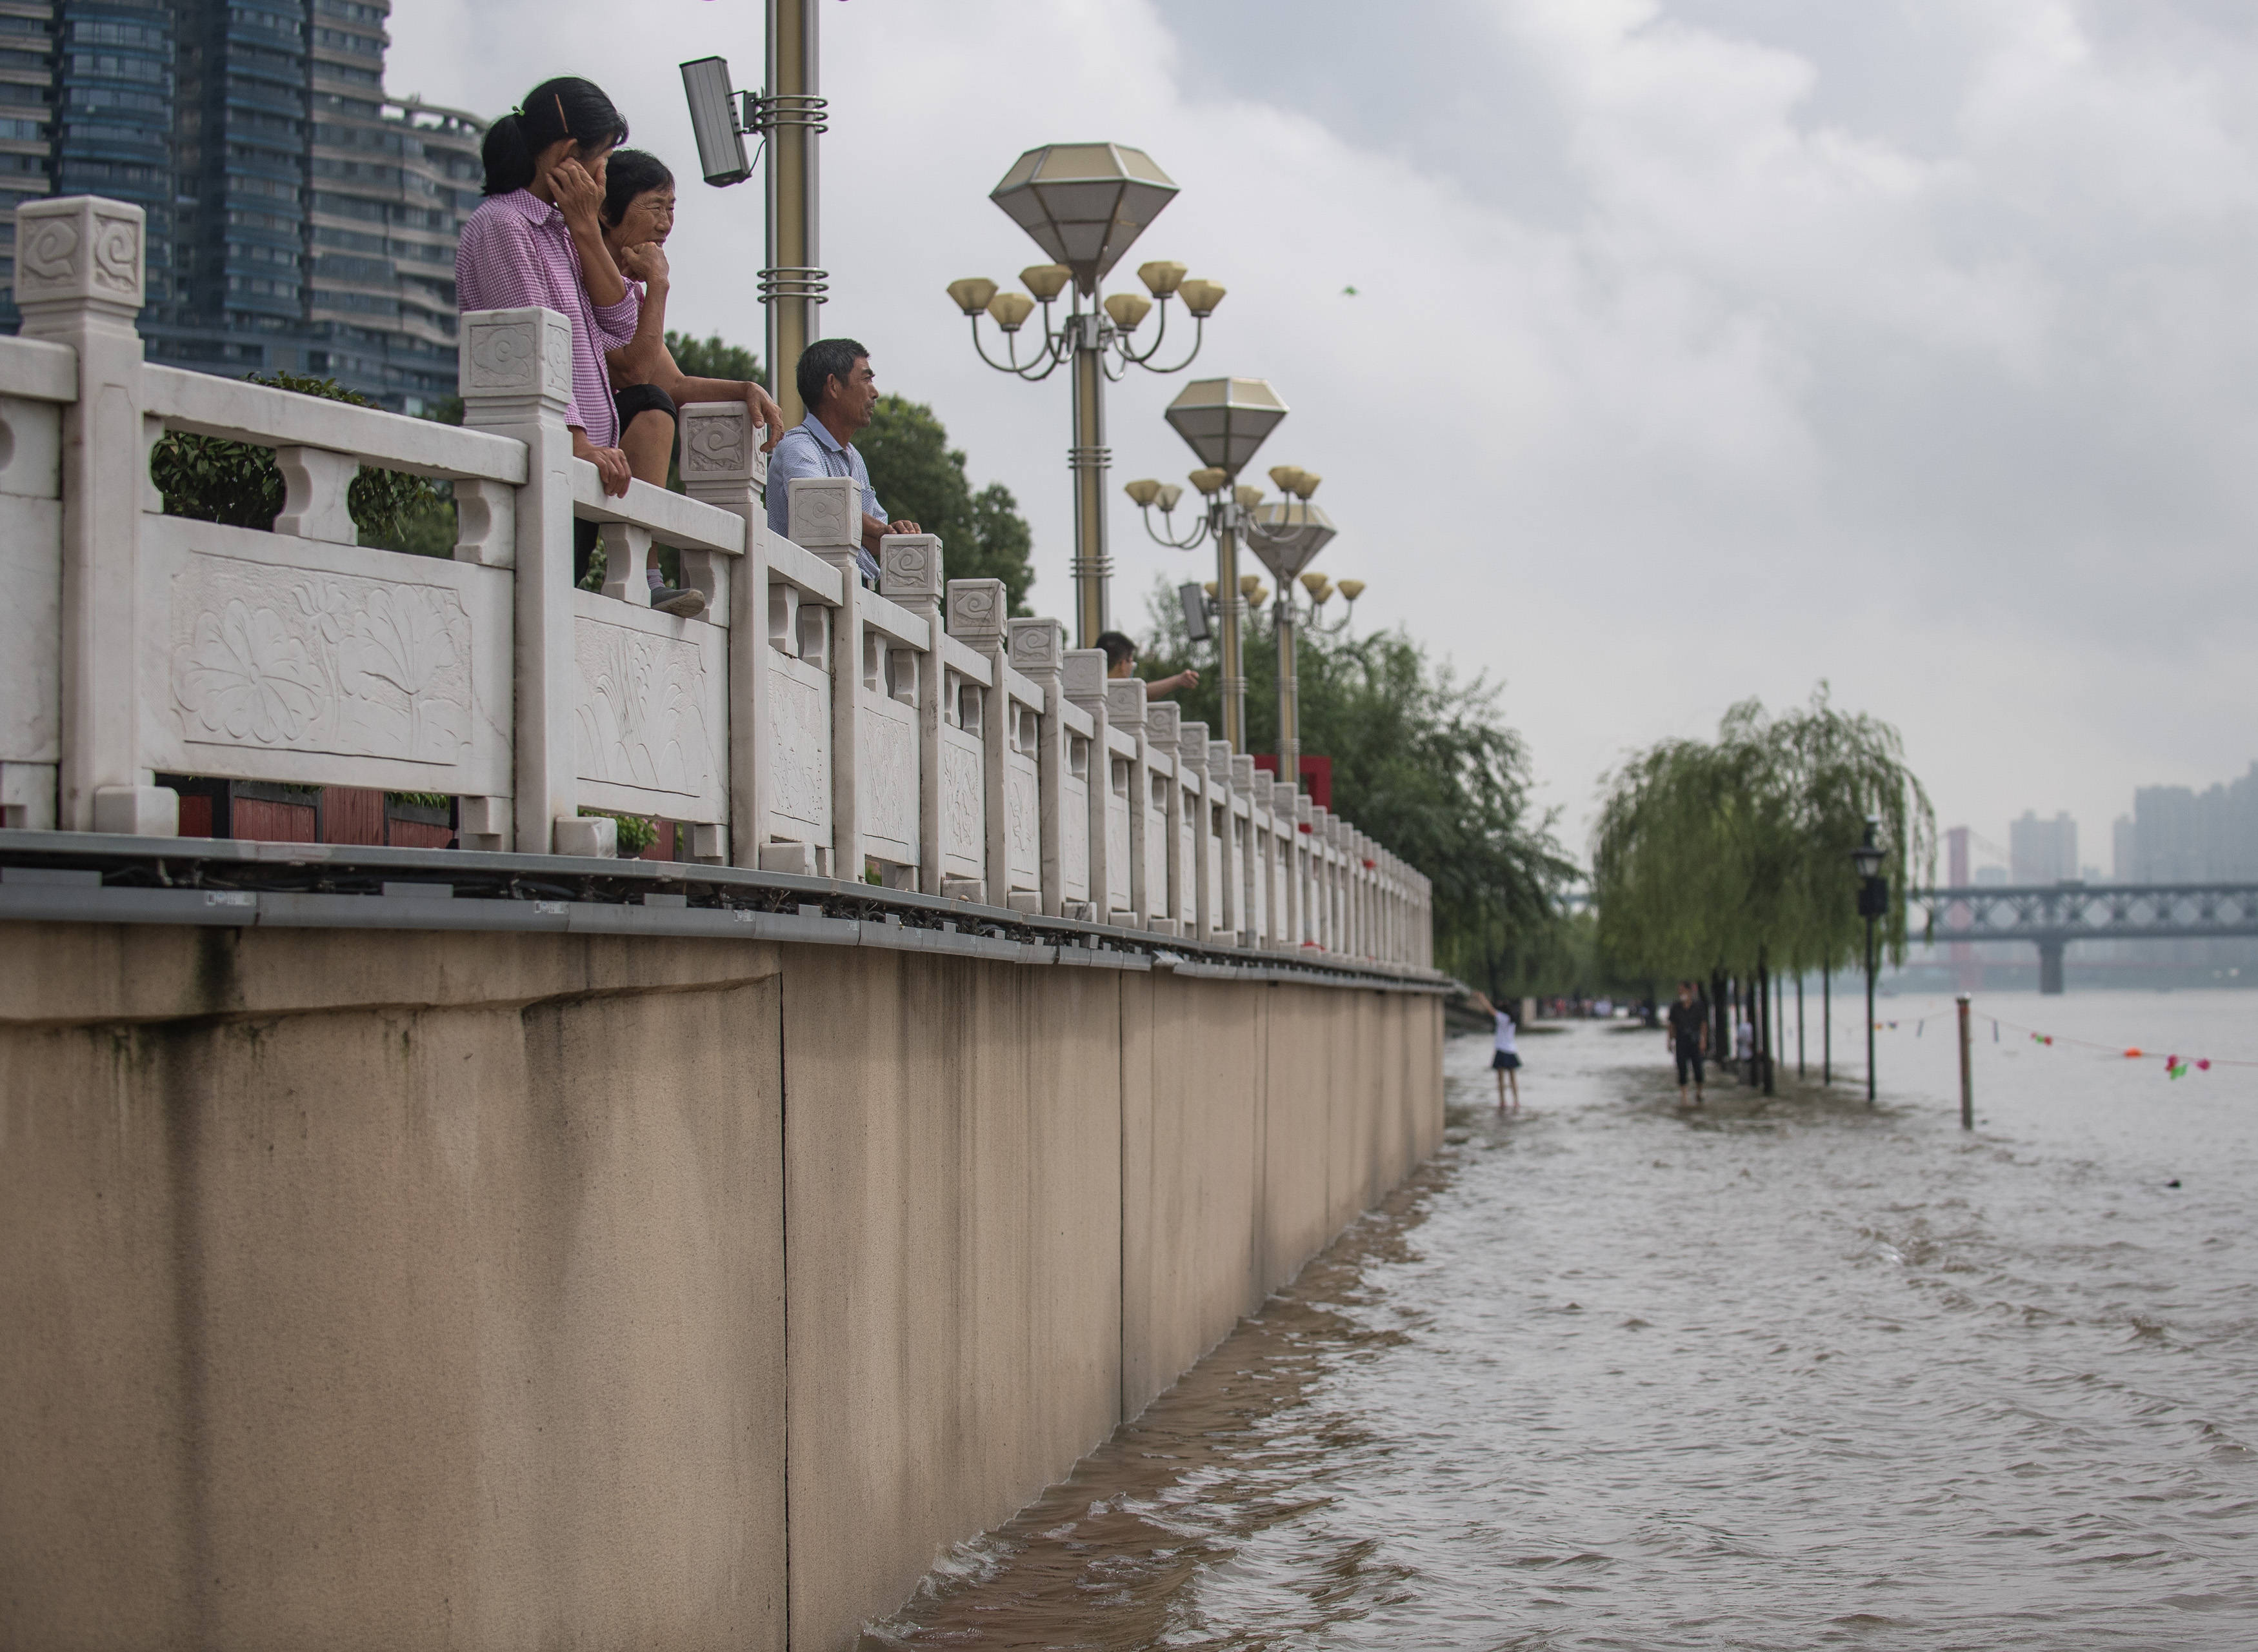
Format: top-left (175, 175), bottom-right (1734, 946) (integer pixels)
top-left (1666, 979), bottom-right (1708, 1108)
top-left (1468, 990), bottom-right (1522, 1113)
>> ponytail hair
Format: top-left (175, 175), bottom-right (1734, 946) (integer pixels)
top-left (481, 76), bottom-right (629, 196)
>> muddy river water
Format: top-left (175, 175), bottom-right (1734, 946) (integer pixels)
top-left (864, 990), bottom-right (2258, 1649)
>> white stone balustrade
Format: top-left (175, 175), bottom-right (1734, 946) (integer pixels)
top-left (0, 195), bottom-right (1434, 964)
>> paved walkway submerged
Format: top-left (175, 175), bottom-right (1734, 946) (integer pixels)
top-left (865, 1001), bottom-right (2258, 1649)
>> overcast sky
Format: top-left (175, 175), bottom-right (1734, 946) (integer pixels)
top-left (390, 0), bottom-right (2258, 873)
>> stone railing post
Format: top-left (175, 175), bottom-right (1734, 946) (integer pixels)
top-left (678, 399), bottom-right (770, 866)
top-left (1064, 650), bottom-right (1112, 921)
top-left (1175, 721), bottom-right (1211, 941)
top-left (1312, 805), bottom-right (1336, 951)
top-left (15, 197), bottom-right (169, 834)
top-left (1007, 616), bottom-right (1068, 917)
top-left (1230, 754), bottom-right (1258, 946)
top-left (1146, 702), bottom-right (1183, 933)
top-left (1106, 679), bottom-right (1150, 927)
top-left (1350, 830), bottom-right (1368, 957)
top-left (1246, 770), bottom-right (1275, 948)
top-left (1277, 780), bottom-right (1304, 950)
top-left (457, 306), bottom-right (580, 853)
top-left (790, 475), bottom-right (866, 881)
top-left (945, 577), bottom-right (1010, 905)
top-left (1206, 740), bottom-right (1235, 941)
top-left (882, 538), bottom-right (948, 893)
top-left (1293, 792), bottom-right (1315, 946)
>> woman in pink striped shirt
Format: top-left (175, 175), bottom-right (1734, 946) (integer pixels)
top-left (456, 77), bottom-right (641, 586)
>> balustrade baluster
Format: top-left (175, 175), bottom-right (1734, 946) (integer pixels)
top-left (459, 305), bottom-right (583, 854)
top-left (1006, 617), bottom-right (1072, 918)
top-left (1065, 653), bottom-right (1117, 925)
top-left (15, 197), bottom-right (170, 835)
top-left (789, 475), bottom-right (868, 880)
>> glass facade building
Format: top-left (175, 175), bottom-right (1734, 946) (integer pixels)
top-left (0, 0), bottom-right (482, 411)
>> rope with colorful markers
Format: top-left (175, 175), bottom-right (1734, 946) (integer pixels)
top-left (1866, 1002), bottom-right (2256, 1080)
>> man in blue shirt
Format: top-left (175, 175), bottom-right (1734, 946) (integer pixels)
top-left (765, 337), bottom-right (921, 584)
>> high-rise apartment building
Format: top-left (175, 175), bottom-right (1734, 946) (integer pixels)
top-left (2120, 764), bottom-right (2258, 884)
top-left (2008, 810), bottom-right (2079, 885)
top-left (0, 0), bottom-right (482, 411)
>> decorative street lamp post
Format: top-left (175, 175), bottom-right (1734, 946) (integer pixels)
top-left (1852, 817), bottom-right (1888, 1106)
top-left (1248, 468), bottom-right (1337, 784)
top-left (1123, 378), bottom-right (1290, 750)
top-left (945, 143), bottom-right (1221, 646)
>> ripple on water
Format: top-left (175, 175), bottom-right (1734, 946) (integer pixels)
top-left (865, 993), bottom-right (2258, 1649)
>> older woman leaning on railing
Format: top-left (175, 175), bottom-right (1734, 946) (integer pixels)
top-left (454, 75), bottom-right (784, 609)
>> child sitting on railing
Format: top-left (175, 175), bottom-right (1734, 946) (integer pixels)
top-left (595, 150), bottom-right (788, 612)
top-left (457, 78), bottom-right (783, 617)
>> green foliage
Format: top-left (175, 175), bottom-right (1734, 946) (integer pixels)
top-left (150, 372), bottom-right (445, 552)
top-left (666, 330), bottom-right (763, 386)
top-left (1591, 688), bottom-right (1936, 980)
top-left (1139, 582), bottom-right (1574, 990)
top-left (859, 393), bottom-right (1036, 615)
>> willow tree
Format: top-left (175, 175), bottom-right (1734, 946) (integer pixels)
top-left (1593, 689), bottom-right (1934, 1060)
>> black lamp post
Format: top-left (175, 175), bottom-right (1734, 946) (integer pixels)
top-left (1852, 817), bottom-right (1888, 1106)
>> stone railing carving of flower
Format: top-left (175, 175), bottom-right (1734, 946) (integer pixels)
top-left (175, 597), bottom-right (328, 746)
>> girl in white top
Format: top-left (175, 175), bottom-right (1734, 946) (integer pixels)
top-left (1469, 990), bottom-right (1521, 1113)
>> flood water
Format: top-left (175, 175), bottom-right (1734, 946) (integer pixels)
top-left (863, 990), bottom-right (2258, 1649)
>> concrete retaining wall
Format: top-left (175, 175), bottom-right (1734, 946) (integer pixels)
top-left (0, 923), bottom-right (1443, 1650)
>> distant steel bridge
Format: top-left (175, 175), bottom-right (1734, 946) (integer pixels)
top-left (1906, 882), bottom-right (2258, 993)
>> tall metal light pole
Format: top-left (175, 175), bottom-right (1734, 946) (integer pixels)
top-left (678, 0), bottom-right (829, 424)
top-left (1126, 378), bottom-right (1290, 750)
top-left (1853, 816), bottom-right (1888, 1106)
top-left (1248, 469), bottom-right (1337, 782)
top-left (948, 144), bottom-right (1221, 647)
top-left (761, 0), bottom-right (825, 426)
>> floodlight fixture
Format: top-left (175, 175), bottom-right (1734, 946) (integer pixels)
top-left (1179, 581), bottom-right (1214, 642)
top-left (681, 56), bottom-right (752, 186)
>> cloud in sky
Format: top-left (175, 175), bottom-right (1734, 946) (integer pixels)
top-left (390, 0), bottom-right (2258, 864)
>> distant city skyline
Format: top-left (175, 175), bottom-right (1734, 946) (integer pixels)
top-left (1957, 759), bottom-right (2258, 886)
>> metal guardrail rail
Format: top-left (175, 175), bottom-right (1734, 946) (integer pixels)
top-left (0, 831), bottom-right (1454, 995)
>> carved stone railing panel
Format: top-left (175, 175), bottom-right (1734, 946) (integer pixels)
top-left (0, 386), bottom-right (65, 828)
top-left (766, 651), bottom-right (833, 855)
top-left (140, 517), bottom-right (512, 799)
top-left (858, 693), bottom-right (920, 870)
top-left (572, 593), bottom-right (729, 826)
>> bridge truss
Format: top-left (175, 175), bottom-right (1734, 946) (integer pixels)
top-left (1906, 882), bottom-right (2258, 993)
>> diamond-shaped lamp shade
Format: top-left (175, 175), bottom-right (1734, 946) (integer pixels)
top-left (1164, 377), bottom-right (1287, 477)
top-left (992, 143), bottom-right (1179, 295)
top-left (1250, 498), bottom-right (1337, 583)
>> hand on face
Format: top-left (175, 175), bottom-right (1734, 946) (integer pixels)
top-left (616, 240), bottom-right (670, 286)
top-left (550, 155), bottom-right (605, 230)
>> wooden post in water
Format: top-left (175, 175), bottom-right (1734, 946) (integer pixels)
top-left (1759, 955), bottom-right (1775, 1096)
top-left (1822, 970), bottom-right (1832, 1084)
top-left (1796, 974), bottom-right (1805, 1079)
top-left (1957, 993), bottom-right (1973, 1130)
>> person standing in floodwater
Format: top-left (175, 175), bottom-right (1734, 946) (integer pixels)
top-left (1666, 979), bottom-right (1708, 1107)
top-left (1469, 991), bottom-right (1521, 1112)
